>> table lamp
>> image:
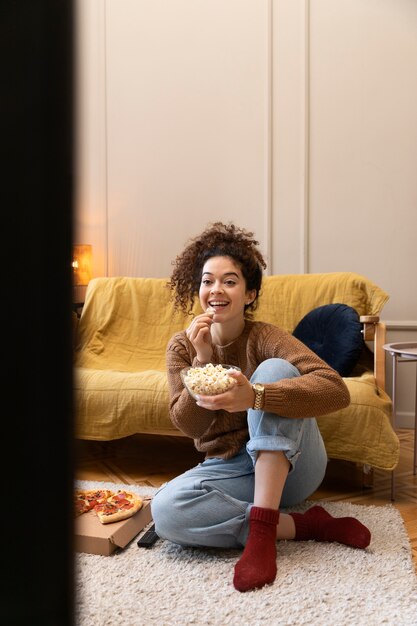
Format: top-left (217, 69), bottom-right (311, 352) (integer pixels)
top-left (72, 244), bottom-right (92, 305)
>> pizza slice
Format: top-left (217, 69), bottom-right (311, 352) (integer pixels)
top-left (93, 490), bottom-right (143, 524)
top-left (74, 489), bottom-right (114, 516)
top-left (74, 497), bottom-right (90, 517)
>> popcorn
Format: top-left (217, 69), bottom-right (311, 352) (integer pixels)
top-left (183, 363), bottom-right (237, 396)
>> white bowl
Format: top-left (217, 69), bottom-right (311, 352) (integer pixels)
top-left (180, 363), bottom-right (241, 400)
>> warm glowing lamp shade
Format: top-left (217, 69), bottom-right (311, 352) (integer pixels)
top-left (72, 244), bottom-right (92, 286)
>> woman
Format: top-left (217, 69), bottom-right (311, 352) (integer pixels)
top-left (151, 222), bottom-right (371, 593)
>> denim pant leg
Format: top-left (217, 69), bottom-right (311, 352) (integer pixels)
top-left (247, 358), bottom-right (328, 507)
top-left (151, 449), bottom-right (255, 549)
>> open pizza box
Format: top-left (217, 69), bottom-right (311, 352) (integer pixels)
top-left (74, 498), bottom-right (153, 556)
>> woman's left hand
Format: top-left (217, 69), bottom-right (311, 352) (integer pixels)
top-left (195, 370), bottom-right (255, 412)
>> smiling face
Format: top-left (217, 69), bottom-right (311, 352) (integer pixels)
top-left (199, 256), bottom-right (256, 329)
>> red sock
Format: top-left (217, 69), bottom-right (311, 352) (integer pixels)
top-left (290, 505), bottom-right (371, 549)
top-left (233, 506), bottom-right (280, 592)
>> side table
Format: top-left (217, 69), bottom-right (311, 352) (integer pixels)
top-left (383, 342), bottom-right (417, 500)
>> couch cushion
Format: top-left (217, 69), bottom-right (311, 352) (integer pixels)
top-left (75, 277), bottom-right (202, 373)
top-left (74, 368), bottom-right (399, 471)
top-left (255, 272), bottom-right (389, 332)
top-left (317, 373), bottom-right (399, 471)
top-left (74, 368), bottom-right (176, 440)
top-left (292, 303), bottom-right (363, 376)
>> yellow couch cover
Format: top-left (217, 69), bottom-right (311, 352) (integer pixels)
top-left (74, 272), bottom-right (399, 471)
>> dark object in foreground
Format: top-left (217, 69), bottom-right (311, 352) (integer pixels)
top-left (137, 524), bottom-right (159, 548)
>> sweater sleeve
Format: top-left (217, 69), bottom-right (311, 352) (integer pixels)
top-left (166, 332), bottom-right (220, 438)
top-left (251, 324), bottom-right (351, 419)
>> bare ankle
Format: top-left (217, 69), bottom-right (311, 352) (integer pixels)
top-left (276, 513), bottom-right (296, 540)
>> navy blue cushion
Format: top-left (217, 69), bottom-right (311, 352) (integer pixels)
top-left (292, 303), bottom-right (363, 377)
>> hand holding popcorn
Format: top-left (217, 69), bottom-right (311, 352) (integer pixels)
top-left (185, 309), bottom-right (216, 363)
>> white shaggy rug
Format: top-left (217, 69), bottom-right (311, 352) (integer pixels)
top-left (74, 481), bottom-right (417, 626)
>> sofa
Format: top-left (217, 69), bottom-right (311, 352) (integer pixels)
top-left (73, 272), bottom-right (400, 476)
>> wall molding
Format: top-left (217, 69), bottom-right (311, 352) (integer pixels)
top-left (385, 320), bottom-right (417, 331)
top-left (300, 0), bottom-right (310, 274)
top-left (265, 0), bottom-right (273, 275)
top-left (395, 412), bottom-right (415, 430)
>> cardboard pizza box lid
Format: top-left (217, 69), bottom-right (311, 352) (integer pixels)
top-left (74, 498), bottom-right (152, 556)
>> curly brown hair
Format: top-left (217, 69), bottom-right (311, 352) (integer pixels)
top-left (169, 222), bottom-right (267, 316)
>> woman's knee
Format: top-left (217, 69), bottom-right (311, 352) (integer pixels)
top-left (151, 485), bottom-right (188, 543)
top-left (250, 358), bottom-right (300, 385)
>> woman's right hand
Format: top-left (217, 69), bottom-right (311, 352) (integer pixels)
top-left (185, 309), bottom-right (215, 363)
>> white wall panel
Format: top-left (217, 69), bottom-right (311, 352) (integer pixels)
top-left (308, 0), bottom-right (417, 324)
top-left (272, 0), bottom-right (310, 275)
top-left (105, 0), bottom-right (271, 278)
top-left (75, 0), bottom-right (108, 277)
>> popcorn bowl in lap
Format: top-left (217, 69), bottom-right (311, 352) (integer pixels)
top-left (180, 363), bottom-right (241, 400)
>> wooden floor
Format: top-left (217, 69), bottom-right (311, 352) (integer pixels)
top-left (75, 428), bottom-right (417, 572)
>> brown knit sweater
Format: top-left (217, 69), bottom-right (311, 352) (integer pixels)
top-left (166, 320), bottom-right (350, 459)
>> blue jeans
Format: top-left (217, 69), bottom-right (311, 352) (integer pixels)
top-left (151, 358), bottom-right (328, 548)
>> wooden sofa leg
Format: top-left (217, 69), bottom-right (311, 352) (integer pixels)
top-left (361, 464), bottom-right (374, 489)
